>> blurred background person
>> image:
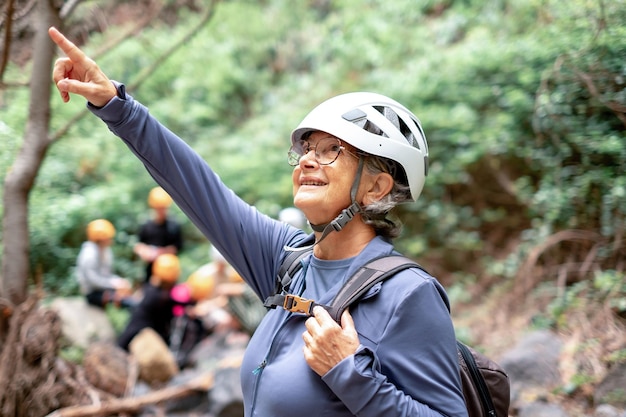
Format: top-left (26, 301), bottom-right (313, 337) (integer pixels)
top-left (278, 207), bottom-right (307, 230)
top-left (169, 266), bottom-right (217, 368)
top-left (191, 246), bottom-right (267, 336)
top-left (117, 253), bottom-right (184, 351)
top-left (76, 219), bottom-right (135, 309)
top-left (134, 186), bottom-right (184, 283)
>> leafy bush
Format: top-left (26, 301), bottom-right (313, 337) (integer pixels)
top-left (1, 0), bottom-right (624, 300)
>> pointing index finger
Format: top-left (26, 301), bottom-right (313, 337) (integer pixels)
top-left (48, 27), bottom-right (87, 62)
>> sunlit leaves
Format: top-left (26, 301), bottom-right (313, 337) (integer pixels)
top-left (1, 0), bottom-right (623, 292)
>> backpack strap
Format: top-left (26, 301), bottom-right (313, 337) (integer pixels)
top-left (263, 247), bottom-right (313, 311)
top-left (266, 251), bottom-right (427, 321)
top-left (326, 255), bottom-right (426, 322)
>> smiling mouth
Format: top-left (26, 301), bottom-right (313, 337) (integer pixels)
top-left (300, 181), bottom-right (327, 186)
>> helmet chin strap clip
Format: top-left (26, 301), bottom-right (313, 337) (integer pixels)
top-left (286, 157), bottom-right (365, 252)
top-left (312, 199), bottom-right (361, 232)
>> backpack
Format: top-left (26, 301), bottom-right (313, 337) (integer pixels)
top-left (264, 250), bottom-right (510, 417)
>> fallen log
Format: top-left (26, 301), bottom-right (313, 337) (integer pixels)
top-left (44, 371), bottom-right (214, 417)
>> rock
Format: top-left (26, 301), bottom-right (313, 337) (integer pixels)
top-left (500, 329), bottom-right (563, 386)
top-left (188, 331), bottom-right (249, 372)
top-left (48, 297), bottom-right (116, 349)
top-left (208, 365), bottom-right (244, 417)
top-left (595, 404), bottom-right (625, 417)
top-left (499, 329), bottom-right (563, 408)
top-left (83, 341), bottom-right (132, 397)
top-left (594, 363), bottom-right (626, 408)
top-left (162, 331), bottom-right (247, 415)
top-left (518, 402), bottom-right (570, 417)
top-left (130, 328), bottom-right (179, 385)
top-left (164, 368), bottom-right (211, 414)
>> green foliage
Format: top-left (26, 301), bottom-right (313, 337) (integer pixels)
top-left (606, 348), bottom-right (626, 365)
top-left (105, 304), bottom-right (131, 335)
top-left (530, 269), bottom-right (626, 331)
top-left (594, 270), bottom-right (626, 314)
top-left (559, 372), bottom-right (596, 396)
top-left (59, 345), bottom-right (85, 365)
top-left (1, 0), bottom-right (624, 298)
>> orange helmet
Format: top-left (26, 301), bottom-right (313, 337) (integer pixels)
top-left (147, 186), bottom-right (173, 209)
top-left (152, 254), bottom-right (181, 283)
top-left (186, 269), bottom-right (216, 301)
top-left (86, 219), bottom-right (116, 242)
top-left (229, 271), bottom-right (244, 283)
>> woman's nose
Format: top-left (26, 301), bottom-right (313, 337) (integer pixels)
top-left (299, 148), bottom-right (319, 167)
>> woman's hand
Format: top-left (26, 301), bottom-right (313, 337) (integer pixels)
top-left (303, 307), bottom-right (360, 376)
top-left (48, 27), bottom-right (117, 107)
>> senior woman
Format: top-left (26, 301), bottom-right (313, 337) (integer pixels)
top-left (50, 27), bottom-right (467, 417)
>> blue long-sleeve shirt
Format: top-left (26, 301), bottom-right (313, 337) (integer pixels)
top-left (88, 86), bottom-right (468, 417)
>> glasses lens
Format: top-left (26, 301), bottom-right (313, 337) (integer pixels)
top-left (287, 138), bottom-right (343, 166)
top-left (287, 149), bottom-right (301, 166)
top-left (316, 138), bottom-right (342, 165)
top-left (287, 140), bottom-right (307, 166)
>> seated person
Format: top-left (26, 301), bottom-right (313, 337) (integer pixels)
top-left (76, 219), bottom-right (135, 309)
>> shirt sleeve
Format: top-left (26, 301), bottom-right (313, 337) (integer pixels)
top-left (87, 88), bottom-right (306, 301)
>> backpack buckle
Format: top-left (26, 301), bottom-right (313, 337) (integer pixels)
top-left (283, 294), bottom-right (315, 315)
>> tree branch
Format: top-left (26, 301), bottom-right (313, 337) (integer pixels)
top-left (575, 69), bottom-right (626, 128)
top-left (50, 0), bottom-right (221, 143)
top-left (44, 371), bottom-right (214, 417)
top-left (129, 0), bottom-right (220, 92)
top-left (60, 0), bottom-right (85, 20)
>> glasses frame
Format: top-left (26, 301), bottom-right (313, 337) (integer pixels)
top-left (287, 137), bottom-right (360, 166)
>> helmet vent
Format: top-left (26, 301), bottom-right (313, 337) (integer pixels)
top-left (361, 119), bottom-right (386, 137)
top-left (398, 117), bottom-right (419, 149)
top-left (372, 105), bottom-right (420, 150)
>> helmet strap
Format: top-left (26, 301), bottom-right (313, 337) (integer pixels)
top-left (286, 157), bottom-right (365, 252)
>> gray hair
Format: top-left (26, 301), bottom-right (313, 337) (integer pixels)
top-left (360, 155), bottom-right (411, 239)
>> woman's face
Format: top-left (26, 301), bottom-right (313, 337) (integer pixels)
top-left (291, 131), bottom-right (361, 226)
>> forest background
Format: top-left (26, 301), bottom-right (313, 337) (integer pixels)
top-left (0, 0), bottom-right (624, 409)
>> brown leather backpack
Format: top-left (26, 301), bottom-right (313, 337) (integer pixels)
top-left (457, 340), bottom-right (510, 417)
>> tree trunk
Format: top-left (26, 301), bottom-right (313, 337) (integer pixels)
top-left (0, 0), bottom-right (61, 338)
top-left (0, 0), bottom-right (220, 342)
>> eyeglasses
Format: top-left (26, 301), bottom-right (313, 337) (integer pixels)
top-left (287, 137), bottom-right (359, 166)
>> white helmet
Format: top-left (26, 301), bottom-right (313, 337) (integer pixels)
top-left (291, 92), bottom-right (428, 202)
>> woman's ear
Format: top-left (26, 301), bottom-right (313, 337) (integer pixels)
top-left (362, 172), bottom-right (394, 205)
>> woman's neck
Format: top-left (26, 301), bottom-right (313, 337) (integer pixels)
top-left (312, 221), bottom-right (375, 260)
